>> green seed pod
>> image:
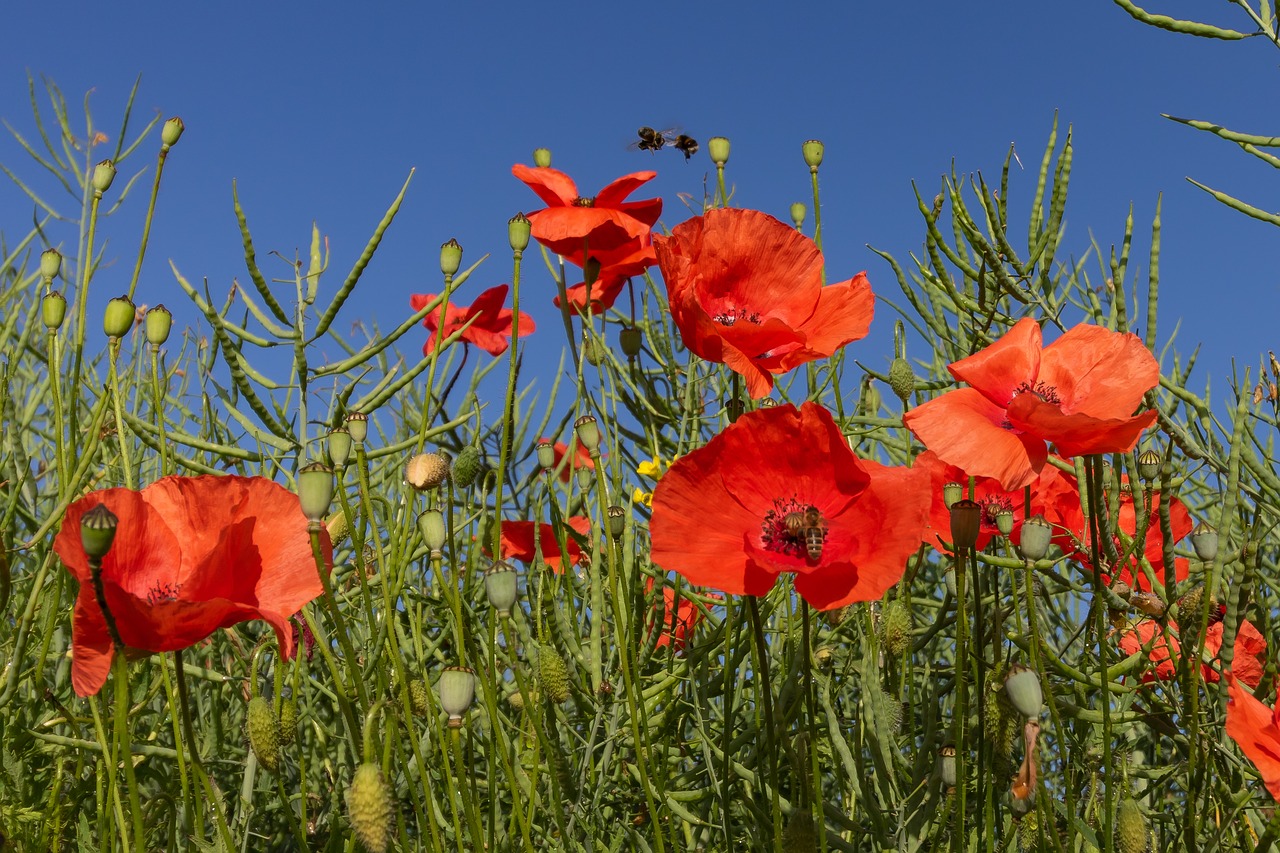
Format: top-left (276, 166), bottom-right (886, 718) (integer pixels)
top-left (1136, 448), bottom-right (1160, 482)
top-left (452, 445), bottom-right (482, 488)
top-left (1019, 515), bottom-right (1053, 561)
top-left (536, 439), bottom-right (556, 471)
top-left (802, 140), bottom-right (824, 169)
top-left (942, 482), bottom-right (964, 510)
top-left (161, 116), bottom-right (185, 148)
top-left (40, 248), bottom-right (62, 281)
top-left (80, 504), bottom-right (118, 559)
top-left (92, 159), bottom-right (117, 193)
top-left (881, 599), bottom-right (912, 658)
top-left (539, 645), bottom-right (571, 704)
top-left (782, 811), bottom-right (818, 853)
top-left (296, 462), bottom-right (334, 524)
top-left (42, 291), bottom-right (68, 331)
top-left (582, 333), bottom-right (604, 366)
top-left (887, 357), bottom-right (915, 402)
top-left (574, 415), bottom-right (601, 454)
top-left (508, 213), bottom-right (531, 252)
top-left (532, 148), bottom-right (552, 168)
top-left (103, 295), bottom-right (135, 339)
top-left (344, 411), bottom-right (369, 443)
top-left (995, 509), bottom-right (1015, 537)
top-left (707, 136), bottom-right (730, 166)
top-left (145, 304), bottom-right (172, 346)
top-left (1004, 664), bottom-right (1043, 719)
top-left (1116, 797), bottom-right (1148, 853)
top-left (1190, 521), bottom-right (1218, 562)
top-left (485, 560), bottom-right (518, 616)
top-left (327, 428), bottom-right (352, 468)
top-left (438, 666), bottom-right (475, 726)
top-left (409, 679), bottom-right (430, 717)
top-left (789, 202), bottom-right (807, 228)
top-left (346, 763), bottom-right (392, 853)
top-left (619, 326), bottom-right (642, 358)
top-left (440, 238), bottom-right (463, 277)
top-left (246, 696), bottom-right (280, 773)
top-left (950, 499), bottom-right (982, 551)
top-left (278, 700), bottom-right (298, 746)
top-left (417, 509), bottom-right (446, 554)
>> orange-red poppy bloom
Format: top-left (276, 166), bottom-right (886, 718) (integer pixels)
top-left (649, 402), bottom-right (929, 610)
top-left (498, 517), bottom-right (592, 573)
top-left (53, 476), bottom-right (329, 697)
top-left (512, 165), bottom-right (662, 261)
top-left (410, 284), bottom-right (534, 357)
top-left (1035, 462), bottom-right (1191, 591)
top-left (915, 450), bottom-right (1039, 552)
top-left (1118, 618), bottom-right (1266, 687)
top-left (654, 209), bottom-right (875, 399)
top-left (1226, 672), bottom-right (1280, 801)
top-left (903, 319), bottom-right (1159, 490)
top-left (555, 237), bottom-right (657, 313)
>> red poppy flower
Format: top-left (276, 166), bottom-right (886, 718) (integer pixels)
top-left (1035, 462), bottom-right (1191, 591)
top-left (554, 237), bottom-right (657, 313)
top-left (53, 475), bottom-right (329, 697)
top-left (410, 284), bottom-right (534, 357)
top-left (654, 209), bottom-right (875, 399)
top-left (903, 319), bottom-right (1159, 490)
top-left (645, 577), bottom-right (716, 652)
top-left (512, 165), bottom-right (662, 261)
top-left (649, 402), bottom-right (929, 610)
top-left (498, 517), bottom-right (592, 573)
top-left (915, 450), bottom-right (1038, 552)
top-left (1117, 618), bottom-right (1266, 687)
top-left (1226, 672), bottom-right (1280, 801)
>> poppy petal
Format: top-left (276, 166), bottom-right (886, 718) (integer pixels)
top-left (593, 171), bottom-right (658, 208)
top-left (1037, 323), bottom-right (1159, 417)
top-left (904, 388), bottom-right (1048, 490)
top-left (948, 317), bottom-right (1042, 408)
top-left (511, 164), bottom-right (578, 207)
top-left (1006, 395), bottom-right (1157, 456)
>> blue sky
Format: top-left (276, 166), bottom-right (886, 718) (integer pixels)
top-left (1, 1), bottom-right (1275, 401)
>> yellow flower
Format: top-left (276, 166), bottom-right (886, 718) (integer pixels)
top-left (633, 456), bottom-right (676, 507)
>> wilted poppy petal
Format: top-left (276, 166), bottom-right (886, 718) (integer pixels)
top-left (904, 388), bottom-right (1048, 490)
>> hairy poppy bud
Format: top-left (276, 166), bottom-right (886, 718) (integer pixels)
top-left (888, 357), bottom-right (915, 403)
top-left (1116, 797), bottom-right (1148, 853)
top-left (539, 646), bottom-right (571, 704)
top-left (532, 147), bottom-right (552, 168)
top-left (452, 445), bottom-right (482, 488)
top-left (278, 700), bottom-right (298, 746)
top-left (406, 452), bottom-right (450, 490)
top-left (440, 238), bottom-right (463, 276)
top-left (802, 140), bottom-right (824, 169)
top-left (161, 116), bottom-right (185, 148)
top-left (707, 136), bottom-right (730, 166)
top-left (881, 599), bottom-right (912, 657)
top-left (145, 304), bottom-right (172, 346)
top-left (246, 696), bottom-right (280, 773)
top-left (103, 295), bottom-right (135, 339)
top-left (346, 763), bottom-right (392, 853)
top-left (789, 202), bottom-right (807, 228)
top-left (408, 679), bottom-right (430, 716)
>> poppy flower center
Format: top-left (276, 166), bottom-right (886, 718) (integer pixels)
top-left (146, 580), bottom-right (182, 605)
top-left (1010, 380), bottom-right (1061, 406)
top-left (573, 196), bottom-right (595, 207)
top-left (713, 307), bottom-right (762, 327)
top-left (979, 494), bottom-right (1013, 529)
top-left (759, 497), bottom-right (828, 562)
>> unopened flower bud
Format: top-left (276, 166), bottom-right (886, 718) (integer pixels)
top-left (583, 256), bottom-right (601, 287)
top-left (296, 462), bottom-right (334, 524)
top-left (92, 159), bottom-right (117, 193)
top-left (161, 116), bottom-right (185, 148)
top-left (246, 696), bottom-right (280, 773)
top-left (452, 445), bottom-right (482, 488)
top-left (485, 561), bottom-right (518, 616)
top-left (802, 140), bottom-right (824, 169)
top-left (1019, 515), bottom-right (1053, 561)
top-left (949, 499), bottom-right (981, 551)
top-left (439, 666), bottom-right (475, 726)
top-left (344, 411), bottom-right (368, 443)
top-left (707, 136), bottom-right (730, 166)
top-left (42, 291), bottom-right (67, 330)
top-left (145, 304), bottom-right (172, 346)
top-left (80, 504), bottom-right (119, 559)
top-left (532, 148), bottom-right (552, 168)
top-left (789, 202), bottom-right (806, 228)
top-left (888, 357), bottom-right (915, 402)
top-left (439, 238), bottom-right (463, 277)
top-left (508, 213), bottom-right (531, 252)
top-left (327, 428), bottom-right (352, 468)
top-left (1136, 448), bottom-right (1160, 482)
top-left (40, 248), bottom-right (62, 281)
top-left (1190, 520), bottom-right (1218, 562)
top-left (574, 415), bottom-right (601, 454)
top-left (1004, 664), bottom-right (1044, 719)
top-left (103, 295), bottom-right (135, 339)
top-left (346, 763), bottom-right (392, 853)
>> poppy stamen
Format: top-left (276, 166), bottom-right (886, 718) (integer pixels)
top-left (761, 498), bottom-right (827, 562)
top-left (712, 308), bottom-right (762, 327)
top-left (147, 581), bottom-right (182, 605)
top-left (1010, 380), bottom-right (1061, 406)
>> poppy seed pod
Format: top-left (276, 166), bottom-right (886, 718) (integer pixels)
top-left (532, 147), bottom-right (552, 168)
top-left (326, 428), bottom-right (352, 468)
top-left (938, 744), bottom-right (957, 789)
top-left (707, 136), bottom-right (730, 166)
top-left (1136, 448), bottom-right (1161, 481)
top-left (42, 291), bottom-right (67, 330)
top-left (40, 248), bottom-right (62, 281)
top-left (583, 256), bottom-right (601, 287)
top-left (296, 462), bottom-right (334, 524)
top-left (995, 509), bottom-right (1015, 537)
top-left (417, 509), bottom-right (446, 554)
top-left (574, 415), bottom-right (601, 454)
top-left (92, 159), bottom-right (117, 193)
top-left (802, 139), bottom-right (825, 169)
top-left (536, 439), bottom-right (556, 471)
top-left (949, 499), bottom-right (982, 551)
top-left (619, 326), bottom-right (642, 358)
top-left (80, 504), bottom-right (119, 559)
top-left (789, 202), bottom-right (806, 228)
top-left (942, 482), bottom-right (964, 510)
top-left (439, 666), bottom-right (475, 726)
top-left (439, 238), bottom-right (463, 276)
top-left (484, 561), bottom-right (518, 616)
top-left (161, 116), bottom-right (185, 148)
top-left (344, 411), bottom-right (368, 443)
top-left (1019, 515), bottom-right (1053, 561)
top-left (508, 213), bottom-right (531, 252)
top-left (406, 452), bottom-right (450, 491)
top-left (607, 505), bottom-right (626, 539)
top-left (1190, 520), bottom-right (1219, 562)
top-left (1004, 664), bottom-right (1043, 719)
top-left (103, 295), bottom-right (135, 339)
top-left (145, 304), bottom-right (172, 346)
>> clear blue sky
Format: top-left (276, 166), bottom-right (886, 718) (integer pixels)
top-left (2, 1), bottom-right (1274, 397)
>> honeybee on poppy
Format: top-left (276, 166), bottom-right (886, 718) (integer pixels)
top-left (785, 506), bottom-right (827, 561)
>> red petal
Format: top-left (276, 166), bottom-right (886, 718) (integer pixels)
top-left (594, 171), bottom-right (658, 208)
top-left (904, 388), bottom-right (1047, 490)
top-left (1037, 324), bottom-right (1158, 418)
top-left (70, 590), bottom-right (115, 697)
top-left (1006, 395), bottom-right (1157, 456)
top-left (511, 164), bottom-right (578, 207)
top-left (948, 318), bottom-right (1043, 408)
top-left (1226, 672), bottom-right (1280, 801)
top-left (785, 273), bottom-right (875, 367)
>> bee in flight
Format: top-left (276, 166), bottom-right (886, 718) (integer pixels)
top-left (631, 127), bottom-right (699, 161)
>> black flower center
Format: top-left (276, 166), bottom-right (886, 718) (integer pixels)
top-left (713, 307), bottom-right (761, 327)
top-left (1010, 380), bottom-right (1061, 406)
top-left (573, 196), bottom-right (595, 207)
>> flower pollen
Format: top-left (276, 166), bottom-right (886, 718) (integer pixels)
top-left (712, 307), bottom-right (762, 327)
top-left (1010, 380), bottom-right (1061, 406)
top-left (147, 581), bottom-right (182, 605)
top-left (760, 497), bottom-right (827, 562)
top-left (573, 196), bottom-right (595, 207)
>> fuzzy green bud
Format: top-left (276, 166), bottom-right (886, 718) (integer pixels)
top-left (161, 116), bottom-right (185, 148)
top-left (92, 159), bottom-right (117, 193)
top-left (346, 763), bottom-right (393, 853)
top-left (707, 136), bottom-right (730, 166)
top-left (246, 696), bottom-right (281, 773)
top-left (582, 332), bottom-right (605, 366)
top-left (508, 212), bottom-right (531, 252)
top-left (802, 140), bottom-right (824, 169)
top-left (532, 148), bottom-right (552, 168)
top-left (881, 599), bottom-right (912, 657)
top-left (440, 238), bottom-right (463, 276)
top-left (296, 462), bottom-right (334, 524)
top-left (103, 295), bottom-right (135, 339)
top-left (782, 811), bottom-right (818, 853)
top-left (278, 700), bottom-right (298, 746)
top-left (539, 645), bottom-right (571, 704)
top-left (80, 504), bottom-right (118, 559)
top-left (789, 202), bottom-right (807, 228)
top-left (42, 291), bottom-right (68, 330)
top-left (408, 679), bottom-right (430, 716)
top-left (40, 248), bottom-right (62, 281)
top-left (145, 304), bottom-right (172, 346)
top-left (887, 357), bottom-right (915, 402)
top-left (452, 445), bottom-right (482, 488)
top-left (1116, 797), bottom-right (1148, 853)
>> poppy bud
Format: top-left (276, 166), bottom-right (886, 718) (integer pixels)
top-left (583, 256), bottom-right (601, 287)
top-left (881, 599), bottom-right (912, 657)
top-left (1190, 520), bottom-right (1218, 562)
top-left (406, 452), bottom-right (450, 490)
top-left (40, 248), bottom-right (62, 281)
top-left (439, 238), bottom-right (463, 277)
top-left (607, 505), bottom-right (626, 539)
top-left (508, 213), bottom-right (531, 252)
top-left (42, 291), bottom-right (67, 331)
top-left (789, 202), bottom-right (806, 228)
top-left (346, 763), bottom-right (393, 853)
top-left (452, 445), bottom-right (482, 488)
top-left (536, 439), bottom-right (556, 471)
top-left (145, 304), bottom-right (172, 346)
top-left (1136, 448), bottom-right (1160, 481)
top-left (574, 414), bottom-right (601, 454)
top-left (782, 812), bottom-right (817, 852)
top-left (327, 428), bottom-right (352, 468)
top-left (246, 696), bottom-right (281, 773)
top-left (533, 148), bottom-right (552, 168)
top-left (995, 509), bottom-right (1015, 537)
top-left (296, 462), bottom-right (334, 524)
top-left (92, 159), bottom-right (117, 193)
top-left (161, 116), bottom-right (185, 148)
top-left (1004, 664), bottom-right (1043, 719)
top-left (278, 699), bottom-right (298, 745)
top-left (1116, 797), bottom-right (1148, 853)
top-left (484, 561), bottom-right (518, 616)
top-left (439, 666), bottom-right (475, 727)
top-left (888, 357), bottom-right (915, 403)
top-left (344, 410), bottom-right (369, 443)
top-left (80, 504), bottom-right (119, 559)
top-left (942, 482), bottom-right (964, 510)
top-left (619, 326), bottom-right (642, 358)
top-left (582, 332), bottom-right (604, 366)
top-left (949, 499), bottom-right (981, 551)
top-left (938, 744), bottom-right (957, 789)
top-left (539, 646), bottom-right (571, 704)
top-left (1019, 515), bottom-right (1053, 561)
top-left (814, 646), bottom-right (836, 669)
top-left (802, 140), bottom-right (824, 169)
top-left (103, 295), bottom-right (135, 339)
top-left (707, 136), bottom-right (730, 166)
top-left (417, 510), bottom-right (446, 554)
top-left (408, 679), bottom-right (430, 716)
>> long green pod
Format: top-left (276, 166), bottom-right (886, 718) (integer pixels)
top-left (1188, 177), bottom-right (1280, 226)
top-left (232, 180), bottom-right (292, 324)
top-left (1146, 195), bottom-right (1162, 351)
top-left (1114, 0), bottom-right (1250, 39)
top-left (1165, 114), bottom-right (1280, 146)
top-left (311, 169), bottom-right (414, 339)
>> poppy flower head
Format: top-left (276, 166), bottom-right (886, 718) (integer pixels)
top-left (653, 209), bottom-right (875, 399)
top-left (903, 318), bottom-right (1159, 490)
top-left (645, 577), bottom-right (717, 652)
top-left (1117, 618), bottom-right (1265, 687)
top-left (512, 165), bottom-right (662, 261)
top-left (1226, 672), bottom-right (1280, 801)
top-left (409, 284), bottom-right (535, 357)
top-left (54, 475), bottom-right (329, 697)
top-left (497, 517), bottom-right (592, 573)
top-left (649, 402), bottom-right (929, 610)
